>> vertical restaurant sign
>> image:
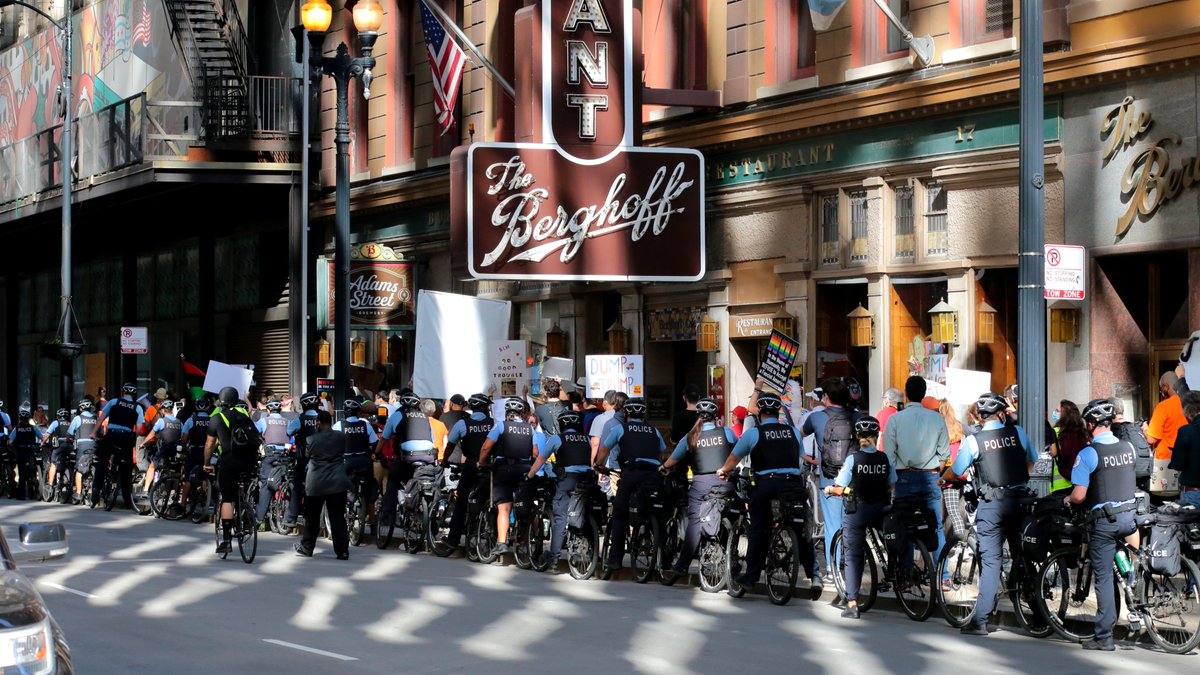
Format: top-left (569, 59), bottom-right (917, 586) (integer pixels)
top-left (451, 0), bottom-right (705, 282)
top-left (757, 330), bottom-right (800, 394)
top-left (319, 243), bottom-right (415, 330)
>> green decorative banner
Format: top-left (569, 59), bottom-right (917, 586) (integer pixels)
top-left (706, 102), bottom-right (1062, 189)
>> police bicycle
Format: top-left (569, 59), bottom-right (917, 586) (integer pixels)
top-left (43, 441), bottom-right (76, 505)
top-left (428, 464), bottom-right (462, 557)
top-left (726, 475), bottom-right (813, 606)
top-left (563, 472), bottom-right (609, 580)
top-left (512, 474), bottom-right (556, 571)
top-left (213, 471), bottom-right (258, 564)
top-left (1034, 506), bottom-right (1200, 653)
top-left (148, 444), bottom-right (190, 520)
top-left (656, 472), bottom-right (691, 586)
top-left (375, 458), bottom-right (438, 552)
top-left (471, 466), bottom-right (504, 564)
top-left (264, 452), bottom-right (296, 535)
top-left (596, 467), bottom-right (670, 584)
top-left (346, 467), bottom-right (375, 547)
top-left (692, 469), bottom-right (750, 593)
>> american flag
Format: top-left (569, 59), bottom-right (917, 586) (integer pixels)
top-left (132, 1), bottom-right (152, 47)
top-left (419, 0), bottom-right (467, 135)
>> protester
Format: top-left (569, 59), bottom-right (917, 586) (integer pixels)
top-left (876, 388), bottom-right (904, 435)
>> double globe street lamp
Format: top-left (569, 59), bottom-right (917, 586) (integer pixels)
top-left (298, 0), bottom-right (384, 408)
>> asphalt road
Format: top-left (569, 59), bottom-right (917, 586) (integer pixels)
top-left (2, 499), bottom-right (1193, 674)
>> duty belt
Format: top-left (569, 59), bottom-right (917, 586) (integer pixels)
top-left (1086, 502), bottom-right (1136, 524)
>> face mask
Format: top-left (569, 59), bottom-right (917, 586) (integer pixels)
top-left (1051, 410), bottom-right (1061, 425)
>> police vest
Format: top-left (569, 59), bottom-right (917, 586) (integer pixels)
top-left (296, 412), bottom-right (320, 451)
top-left (341, 419), bottom-right (372, 459)
top-left (618, 422), bottom-right (661, 468)
top-left (497, 421), bottom-right (534, 461)
top-left (74, 415), bottom-right (99, 445)
top-left (400, 411), bottom-right (433, 443)
top-left (750, 424), bottom-right (801, 472)
top-left (187, 414), bottom-right (211, 450)
top-left (54, 422), bottom-right (71, 441)
top-left (157, 417), bottom-right (182, 447)
top-left (12, 425), bottom-right (37, 449)
top-left (459, 416), bottom-right (493, 462)
top-left (555, 431), bottom-right (592, 468)
top-left (441, 410), bottom-right (467, 437)
top-left (262, 415), bottom-right (290, 447)
top-left (850, 450), bottom-right (891, 503)
top-left (690, 426), bottom-right (732, 476)
top-left (972, 425), bottom-right (1029, 489)
top-left (1084, 440), bottom-right (1137, 509)
top-left (108, 398), bottom-right (140, 429)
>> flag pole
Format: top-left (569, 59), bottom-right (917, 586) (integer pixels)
top-left (423, 0), bottom-right (515, 100)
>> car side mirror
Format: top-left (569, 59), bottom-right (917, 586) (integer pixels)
top-left (12, 522), bottom-right (69, 563)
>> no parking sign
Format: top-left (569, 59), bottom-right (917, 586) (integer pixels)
top-left (1044, 245), bottom-right (1086, 300)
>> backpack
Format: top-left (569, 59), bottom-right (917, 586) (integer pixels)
top-left (820, 409), bottom-right (855, 479)
top-left (218, 409), bottom-right (261, 456)
top-left (1112, 422), bottom-right (1152, 480)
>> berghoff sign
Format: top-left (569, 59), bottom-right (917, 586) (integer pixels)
top-left (1101, 96), bottom-right (1200, 240)
top-left (451, 0), bottom-right (705, 281)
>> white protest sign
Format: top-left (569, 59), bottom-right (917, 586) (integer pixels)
top-left (542, 357), bottom-right (574, 384)
top-left (412, 291), bottom-right (512, 399)
top-left (488, 340), bottom-right (528, 397)
top-left (945, 368), bottom-right (994, 408)
top-left (203, 360), bottom-right (254, 399)
top-left (585, 355), bottom-right (644, 397)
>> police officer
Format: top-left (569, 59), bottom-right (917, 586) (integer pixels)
top-left (715, 392), bottom-right (808, 590)
top-left (0, 400), bottom-right (11, 438)
top-left (379, 391), bottom-right (437, 544)
top-left (254, 399), bottom-right (293, 524)
top-left (43, 407), bottom-right (73, 496)
top-left (825, 416), bottom-right (895, 618)
top-left (94, 384), bottom-right (146, 509)
top-left (140, 399), bottom-right (184, 504)
top-left (286, 392), bottom-right (322, 529)
top-left (333, 399), bottom-right (379, 519)
top-left (658, 397), bottom-right (738, 582)
top-left (527, 408), bottom-right (593, 570)
top-left (595, 398), bottom-right (667, 577)
top-left (440, 393), bottom-right (496, 550)
top-left (9, 403), bottom-right (44, 500)
top-left (69, 399), bottom-right (100, 504)
top-left (477, 397), bottom-right (539, 557)
top-left (178, 395), bottom-right (214, 511)
top-left (1064, 399), bottom-right (1138, 651)
top-left (943, 392), bottom-right (1038, 635)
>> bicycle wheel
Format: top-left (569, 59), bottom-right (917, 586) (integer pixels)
top-left (465, 513), bottom-right (481, 562)
top-left (269, 491), bottom-right (289, 534)
top-left (348, 491), bottom-right (367, 547)
top-left (475, 512), bottom-right (499, 563)
top-left (658, 514), bottom-right (686, 586)
top-left (153, 477), bottom-right (185, 521)
top-left (599, 522), bottom-right (616, 580)
top-left (1141, 555), bottom-right (1200, 654)
top-left (697, 528), bottom-right (728, 593)
top-left (39, 465), bottom-right (53, 502)
top-left (513, 515), bottom-right (534, 570)
top-left (629, 517), bottom-right (659, 584)
top-left (568, 517), bottom-right (601, 580)
top-left (895, 538), bottom-right (936, 621)
top-left (375, 494), bottom-right (395, 550)
top-left (428, 495), bottom-right (455, 558)
top-left (404, 493), bottom-right (426, 553)
top-left (190, 479), bottom-right (212, 524)
top-left (238, 500), bottom-right (258, 564)
top-left (725, 520), bottom-right (749, 598)
top-left (766, 527), bottom-right (800, 606)
top-left (1011, 560), bottom-right (1055, 639)
top-left (937, 538), bottom-right (981, 629)
top-left (103, 470), bottom-right (119, 511)
top-left (529, 504), bottom-right (554, 572)
top-left (1037, 548), bottom-right (1103, 643)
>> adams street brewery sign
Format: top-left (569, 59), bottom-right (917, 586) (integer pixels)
top-left (318, 243), bottom-right (415, 330)
top-left (451, 0), bottom-right (705, 282)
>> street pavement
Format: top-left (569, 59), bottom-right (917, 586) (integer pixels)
top-left (2, 499), bottom-right (1192, 674)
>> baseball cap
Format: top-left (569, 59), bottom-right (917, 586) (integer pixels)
top-left (921, 396), bottom-right (940, 411)
top-left (805, 387), bottom-right (824, 400)
top-left (732, 406), bottom-right (749, 421)
top-left (449, 394), bottom-right (467, 406)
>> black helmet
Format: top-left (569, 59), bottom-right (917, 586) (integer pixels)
top-left (121, 383), bottom-right (137, 396)
top-left (757, 392), bottom-right (783, 414)
top-left (468, 393), bottom-right (492, 412)
top-left (266, 399), bottom-right (282, 413)
top-left (160, 400), bottom-right (176, 414)
top-left (218, 387), bottom-right (240, 408)
top-left (343, 398), bottom-right (362, 416)
top-left (17, 402), bottom-right (32, 419)
top-left (56, 408), bottom-right (70, 421)
top-left (854, 416), bottom-right (881, 437)
top-left (556, 409), bottom-right (583, 432)
top-left (299, 392), bottom-right (319, 410)
top-left (696, 397), bottom-right (719, 421)
top-left (1082, 399), bottom-right (1116, 426)
top-left (504, 397), bottom-right (526, 417)
top-left (398, 392), bottom-right (421, 410)
top-left (194, 396), bottom-right (214, 413)
top-left (78, 399), bottom-right (94, 413)
top-left (975, 393), bottom-right (1008, 417)
top-left (624, 398), bottom-right (647, 418)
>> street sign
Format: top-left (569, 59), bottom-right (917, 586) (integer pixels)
top-left (119, 326), bottom-right (148, 354)
top-left (1044, 244), bottom-right (1086, 300)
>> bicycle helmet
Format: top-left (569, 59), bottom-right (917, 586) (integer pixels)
top-left (55, 408), bottom-right (70, 422)
top-left (975, 392), bottom-right (1008, 417)
top-left (854, 415), bottom-right (881, 438)
top-left (194, 396), bottom-right (214, 413)
top-left (217, 386), bottom-right (240, 408)
top-left (695, 397), bottom-right (719, 421)
top-left (121, 383), bottom-right (137, 396)
top-left (624, 398), bottom-right (647, 419)
top-left (266, 399), bottom-right (282, 413)
top-left (468, 393), bottom-right (492, 412)
top-left (17, 403), bottom-right (32, 419)
top-left (556, 409), bottom-right (583, 432)
top-left (343, 398), bottom-right (363, 417)
top-left (504, 397), bottom-right (526, 417)
top-left (78, 399), bottom-right (95, 413)
top-left (756, 392), bottom-right (783, 414)
top-left (160, 400), bottom-right (176, 414)
top-left (299, 392), bottom-right (319, 410)
top-left (1082, 399), bottom-right (1117, 426)
top-left (398, 392), bottom-right (421, 411)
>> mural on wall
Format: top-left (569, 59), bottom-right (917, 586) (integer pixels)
top-left (0, 0), bottom-right (189, 148)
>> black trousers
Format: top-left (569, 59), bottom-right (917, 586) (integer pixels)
top-left (93, 431), bottom-right (135, 507)
top-left (672, 474), bottom-right (729, 572)
top-left (256, 451), bottom-right (285, 523)
top-left (14, 447), bottom-right (37, 501)
top-left (606, 469), bottom-right (662, 566)
top-left (446, 462), bottom-right (480, 544)
top-left (289, 449), bottom-right (306, 523)
top-left (744, 474), bottom-right (813, 581)
top-left (301, 491), bottom-right (349, 557)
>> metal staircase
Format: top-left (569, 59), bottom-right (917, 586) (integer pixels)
top-left (163, 0), bottom-right (252, 140)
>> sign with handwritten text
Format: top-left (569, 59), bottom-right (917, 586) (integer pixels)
top-left (488, 340), bottom-right (528, 396)
top-left (584, 354), bottom-right (644, 398)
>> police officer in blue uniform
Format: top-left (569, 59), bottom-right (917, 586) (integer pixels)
top-left (379, 392), bottom-right (437, 541)
top-left (1064, 399), bottom-right (1138, 651)
top-left (255, 399), bottom-right (293, 524)
top-left (595, 398), bottom-right (667, 577)
top-left (658, 397), bottom-right (738, 582)
top-left (946, 392), bottom-right (1038, 635)
top-left (94, 384), bottom-right (146, 508)
top-left (477, 397), bottom-right (539, 557)
top-left (178, 395), bottom-right (214, 512)
top-left (43, 407), bottom-right (73, 495)
top-left (69, 399), bottom-right (100, 504)
top-left (141, 399), bottom-right (185, 504)
top-left (0, 400), bottom-right (11, 439)
top-left (286, 392), bottom-right (322, 528)
top-left (715, 392), bottom-right (807, 590)
top-left (440, 394), bottom-right (496, 550)
top-left (333, 399), bottom-right (379, 521)
top-left (527, 408), bottom-right (593, 570)
top-left (9, 403), bottom-right (44, 500)
top-left (826, 416), bottom-right (896, 618)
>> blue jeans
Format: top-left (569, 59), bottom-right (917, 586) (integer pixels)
top-left (1180, 491), bottom-right (1200, 507)
top-left (894, 471), bottom-right (945, 564)
top-left (818, 474), bottom-right (843, 575)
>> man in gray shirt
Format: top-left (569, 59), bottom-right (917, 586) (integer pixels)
top-left (881, 376), bottom-right (951, 561)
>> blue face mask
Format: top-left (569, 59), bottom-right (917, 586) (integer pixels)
top-left (1051, 410), bottom-right (1061, 425)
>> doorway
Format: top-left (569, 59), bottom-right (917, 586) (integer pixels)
top-left (888, 277), bottom-right (948, 390)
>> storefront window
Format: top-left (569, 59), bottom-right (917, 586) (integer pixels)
top-left (894, 185), bottom-right (915, 259)
top-left (925, 182), bottom-right (948, 256)
top-left (850, 191), bottom-right (869, 262)
top-left (820, 193), bottom-right (840, 265)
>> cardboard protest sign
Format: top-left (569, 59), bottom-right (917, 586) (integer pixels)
top-left (585, 355), bottom-right (643, 397)
top-left (757, 330), bottom-right (800, 393)
top-left (412, 291), bottom-right (512, 399)
top-left (203, 361), bottom-right (254, 399)
top-left (488, 340), bottom-right (528, 397)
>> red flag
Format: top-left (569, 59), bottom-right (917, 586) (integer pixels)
top-left (181, 358), bottom-right (206, 378)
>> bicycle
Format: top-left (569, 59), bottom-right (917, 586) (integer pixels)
top-left (598, 468), bottom-right (671, 583)
top-left (213, 471), bottom-right (258, 564)
top-left (512, 474), bottom-right (556, 571)
top-left (187, 469), bottom-right (216, 524)
top-left (428, 464), bottom-right (462, 558)
top-left (265, 453), bottom-right (296, 535)
top-left (564, 473), bottom-right (609, 580)
top-left (0, 447), bottom-right (14, 498)
top-left (462, 466), bottom-right (493, 563)
top-left (831, 497), bottom-right (938, 620)
top-left (347, 469), bottom-right (374, 548)
top-left (471, 468), bottom-right (502, 564)
top-left (1036, 508), bottom-right (1200, 653)
top-left (44, 445), bottom-right (76, 505)
top-left (726, 476), bottom-right (812, 606)
top-left (694, 472), bottom-right (750, 593)
top-left (656, 474), bottom-right (690, 586)
top-left (404, 462), bottom-right (440, 553)
top-left (149, 445), bottom-right (190, 520)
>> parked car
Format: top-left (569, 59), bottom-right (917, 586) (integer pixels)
top-left (0, 522), bottom-right (72, 674)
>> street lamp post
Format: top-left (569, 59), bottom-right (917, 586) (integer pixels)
top-left (299, 0), bottom-right (383, 409)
